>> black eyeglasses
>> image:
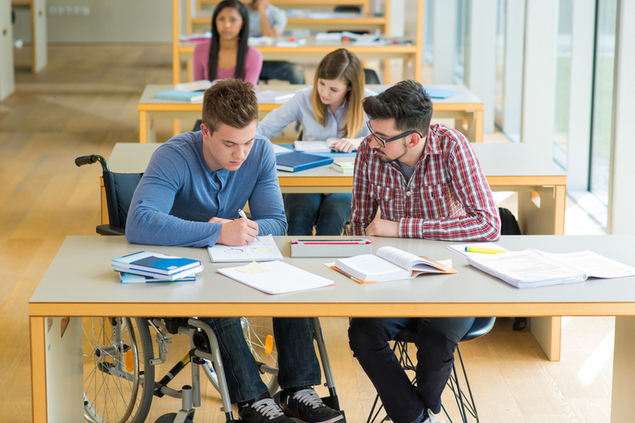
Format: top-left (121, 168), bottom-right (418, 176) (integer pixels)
top-left (366, 122), bottom-right (422, 148)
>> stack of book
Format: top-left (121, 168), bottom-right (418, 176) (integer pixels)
top-left (112, 251), bottom-right (203, 284)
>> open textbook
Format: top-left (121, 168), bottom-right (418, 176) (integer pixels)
top-left (293, 138), bottom-right (340, 153)
top-left (333, 246), bottom-right (456, 283)
top-left (467, 249), bottom-right (635, 289)
top-left (207, 235), bottom-right (283, 263)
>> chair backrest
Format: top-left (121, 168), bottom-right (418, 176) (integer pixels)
top-left (334, 5), bottom-right (363, 13)
top-left (394, 317), bottom-right (496, 344)
top-left (102, 170), bottom-right (143, 231)
top-left (498, 207), bottom-right (522, 235)
top-left (363, 68), bottom-right (382, 85)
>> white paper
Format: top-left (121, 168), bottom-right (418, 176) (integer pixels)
top-left (218, 260), bottom-right (335, 295)
top-left (207, 235), bottom-right (283, 263)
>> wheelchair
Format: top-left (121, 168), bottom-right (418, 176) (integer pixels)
top-left (76, 155), bottom-right (342, 423)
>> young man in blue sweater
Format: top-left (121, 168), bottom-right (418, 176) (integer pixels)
top-left (127, 79), bottom-right (343, 423)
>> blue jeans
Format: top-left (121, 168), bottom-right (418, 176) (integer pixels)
top-left (260, 61), bottom-right (306, 84)
top-left (284, 193), bottom-right (352, 236)
top-left (348, 317), bottom-right (475, 423)
top-left (199, 317), bottom-right (321, 403)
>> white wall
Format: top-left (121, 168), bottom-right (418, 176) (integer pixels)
top-left (13, 0), bottom-right (172, 43)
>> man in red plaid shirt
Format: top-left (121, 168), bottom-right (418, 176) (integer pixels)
top-left (348, 80), bottom-right (500, 423)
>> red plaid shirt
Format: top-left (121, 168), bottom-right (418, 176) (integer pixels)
top-left (350, 124), bottom-right (501, 241)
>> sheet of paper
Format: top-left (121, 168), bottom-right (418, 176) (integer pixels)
top-left (541, 251), bottom-right (635, 279)
top-left (207, 235), bottom-right (283, 262)
top-left (218, 260), bottom-right (335, 295)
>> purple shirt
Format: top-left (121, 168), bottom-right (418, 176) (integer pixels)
top-left (193, 41), bottom-right (263, 84)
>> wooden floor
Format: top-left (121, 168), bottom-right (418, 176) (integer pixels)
top-left (0, 44), bottom-right (612, 423)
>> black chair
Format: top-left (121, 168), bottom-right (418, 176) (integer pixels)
top-left (363, 68), bottom-right (382, 85)
top-left (75, 154), bottom-right (142, 235)
top-left (334, 5), bottom-right (363, 13)
top-left (366, 317), bottom-right (497, 423)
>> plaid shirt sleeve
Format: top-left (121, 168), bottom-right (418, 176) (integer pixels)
top-left (400, 127), bottom-right (501, 241)
top-left (350, 137), bottom-right (377, 236)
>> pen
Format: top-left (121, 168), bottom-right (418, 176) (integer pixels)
top-left (238, 209), bottom-right (248, 219)
top-left (465, 247), bottom-right (504, 254)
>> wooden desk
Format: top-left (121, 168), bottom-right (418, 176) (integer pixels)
top-left (104, 141), bottom-right (567, 359)
top-left (175, 38), bottom-right (421, 85)
top-left (138, 84), bottom-right (483, 143)
top-left (10, 0), bottom-right (46, 73)
top-left (29, 234), bottom-right (635, 423)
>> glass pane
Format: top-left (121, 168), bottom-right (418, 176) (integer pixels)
top-left (494, 0), bottom-right (506, 118)
top-left (552, 0), bottom-right (573, 168)
top-left (454, 0), bottom-right (467, 83)
top-left (589, 0), bottom-right (618, 205)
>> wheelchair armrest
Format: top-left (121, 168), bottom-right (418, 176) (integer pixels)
top-left (96, 225), bottom-right (126, 236)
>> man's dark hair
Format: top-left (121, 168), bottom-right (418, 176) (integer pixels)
top-left (362, 80), bottom-right (433, 138)
top-left (202, 79), bottom-right (259, 134)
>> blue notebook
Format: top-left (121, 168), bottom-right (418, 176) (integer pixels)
top-left (112, 251), bottom-right (201, 276)
top-left (276, 152), bottom-right (334, 172)
top-left (422, 87), bottom-right (461, 99)
top-left (154, 90), bottom-right (205, 102)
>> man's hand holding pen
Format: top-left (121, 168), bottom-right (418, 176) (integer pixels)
top-left (213, 209), bottom-right (258, 246)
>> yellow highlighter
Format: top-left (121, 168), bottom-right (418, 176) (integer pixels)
top-left (465, 247), bottom-right (505, 254)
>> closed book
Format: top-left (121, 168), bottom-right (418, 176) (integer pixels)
top-left (330, 162), bottom-right (354, 174)
top-left (113, 264), bottom-right (203, 281)
top-left (154, 90), bottom-right (204, 102)
top-left (119, 272), bottom-right (196, 284)
top-left (276, 151), bottom-right (334, 172)
top-left (112, 251), bottom-right (202, 276)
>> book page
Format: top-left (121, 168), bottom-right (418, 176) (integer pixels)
top-left (468, 250), bottom-right (586, 285)
top-left (334, 254), bottom-right (409, 282)
top-left (541, 251), bottom-right (635, 279)
top-left (376, 246), bottom-right (446, 272)
top-left (207, 235), bottom-right (283, 263)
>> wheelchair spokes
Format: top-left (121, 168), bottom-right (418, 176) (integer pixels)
top-left (83, 317), bottom-right (155, 423)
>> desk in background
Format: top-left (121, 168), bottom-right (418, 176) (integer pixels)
top-left (11, 0), bottom-right (46, 73)
top-left (138, 84), bottom-right (484, 144)
top-left (173, 0), bottom-right (424, 84)
top-left (29, 234), bottom-right (635, 422)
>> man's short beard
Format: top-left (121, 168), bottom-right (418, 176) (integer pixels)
top-left (376, 139), bottom-right (409, 164)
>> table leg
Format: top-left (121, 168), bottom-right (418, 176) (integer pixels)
top-left (139, 110), bottom-right (148, 143)
top-left (30, 316), bottom-right (48, 423)
top-left (529, 316), bottom-right (561, 361)
top-left (30, 317), bottom-right (84, 422)
top-left (611, 316), bottom-right (635, 422)
top-left (473, 109), bottom-right (483, 143)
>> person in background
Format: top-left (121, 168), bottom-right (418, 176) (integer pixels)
top-left (347, 80), bottom-right (501, 423)
top-left (256, 48), bottom-right (373, 236)
top-left (193, 0), bottom-right (263, 85)
top-left (248, 0), bottom-right (306, 84)
top-left (127, 79), bottom-right (343, 423)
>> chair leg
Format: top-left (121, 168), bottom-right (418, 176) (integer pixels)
top-left (443, 346), bottom-right (479, 423)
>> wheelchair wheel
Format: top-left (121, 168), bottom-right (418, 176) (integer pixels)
top-left (83, 317), bottom-right (155, 423)
top-left (241, 317), bottom-right (278, 383)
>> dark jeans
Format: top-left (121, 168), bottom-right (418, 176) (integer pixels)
top-left (284, 193), bottom-right (352, 236)
top-left (348, 317), bottom-right (475, 423)
top-left (260, 61), bottom-right (306, 85)
top-left (199, 317), bottom-right (321, 403)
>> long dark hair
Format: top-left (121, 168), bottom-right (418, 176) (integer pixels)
top-left (208, 0), bottom-right (250, 81)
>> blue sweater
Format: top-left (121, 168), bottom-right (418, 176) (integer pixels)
top-left (126, 131), bottom-right (287, 247)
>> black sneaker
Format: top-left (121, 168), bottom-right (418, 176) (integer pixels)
top-left (278, 388), bottom-right (344, 423)
top-left (240, 398), bottom-right (295, 423)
